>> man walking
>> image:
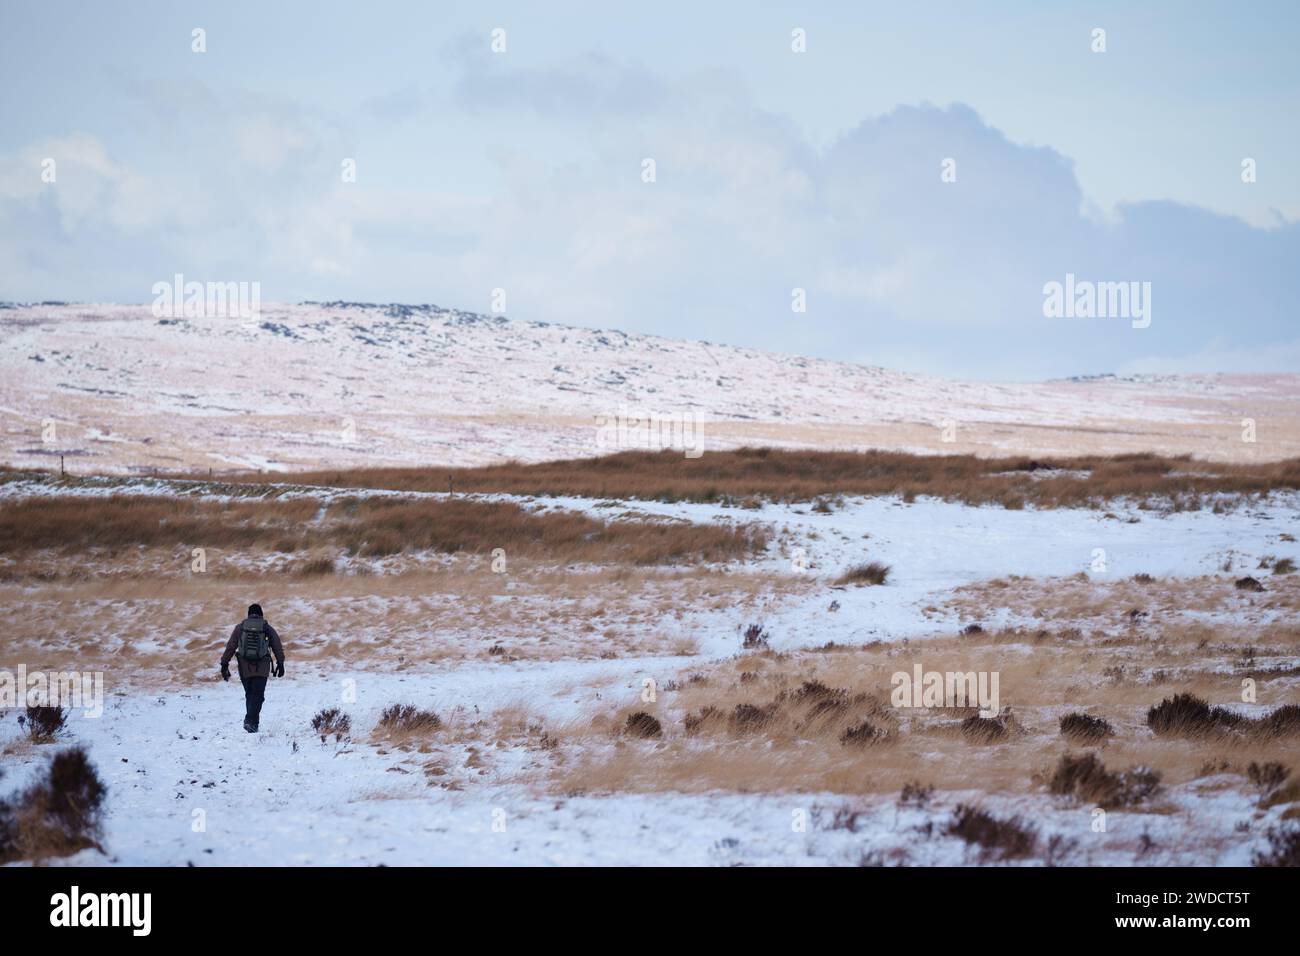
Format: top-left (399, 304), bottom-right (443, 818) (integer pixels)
top-left (220, 603), bottom-right (286, 733)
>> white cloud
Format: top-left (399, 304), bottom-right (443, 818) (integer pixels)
top-left (1, 58), bottom-right (1295, 380)
top-left (235, 115), bottom-right (317, 173)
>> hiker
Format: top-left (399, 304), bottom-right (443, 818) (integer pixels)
top-left (220, 603), bottom-right (286, 734)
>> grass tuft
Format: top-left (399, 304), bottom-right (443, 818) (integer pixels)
top-left (0, 746), bottom-right (107, 864)
top-left (835, 561), bottom-right (890, 586)
top-left (311, 708), bottom-right (351, 742)
top-left (946, 804), bottom-right (1037, 860)
top-left (18, 705), bottom-right (67, 743)
top-left (1059, 712), bottom-right (1114, 743)
top-left (376, 704), bottom-right (442, 737)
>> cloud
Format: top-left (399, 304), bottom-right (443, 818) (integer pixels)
top-left (235, 115), bottom-right (317, 173)
top-left (0, 134), bottom-right (145, 229)
top-left (1, 55), bottom-right (1295, 380)
top-left (455, 50), bottom-right (670, 119)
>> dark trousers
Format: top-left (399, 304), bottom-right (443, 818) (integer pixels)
top-left (240, 675), bottom-right (268, 723)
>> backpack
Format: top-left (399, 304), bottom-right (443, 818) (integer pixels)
top-left (236, 617), bottom-right (270, 662)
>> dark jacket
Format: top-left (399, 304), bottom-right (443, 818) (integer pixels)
top-left (221, 617), bottom-right (285, 679)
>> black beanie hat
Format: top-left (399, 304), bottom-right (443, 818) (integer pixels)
top-left (248, 603), bottom-right (264, 618)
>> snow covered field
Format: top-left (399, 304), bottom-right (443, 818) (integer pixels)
top-left (4, 302), bottom-right (1299, 475)
top-left (2, 475), bottom-right (1298, 866)
top-left (3, 678), bottom-right (1283, 866)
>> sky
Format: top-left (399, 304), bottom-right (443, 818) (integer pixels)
top-left (0, 0), bottom-right (1297, 380)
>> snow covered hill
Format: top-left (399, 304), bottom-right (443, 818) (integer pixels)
top-left (2, 301), bottom-right (1297, 474)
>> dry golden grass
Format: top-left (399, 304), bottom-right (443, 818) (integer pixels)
top-left (213, 447), bottom-right (1300, 509)
top-left (0, 495), bottom-right (319, 555)
top-left (835, 561), bottom-right (891, 586)
top-left (941, 572), bottom-right (1300, 626)
top-left (0, 746), bottom-right (106, 865)
top-left (0, 563), bottom-right (801, 687)
top-left (534, 620), bottom-right (1300, 801)
top-left (357, 699), bottom-right (581, 792)
top-left (0, 493), bottom-right (766, 576)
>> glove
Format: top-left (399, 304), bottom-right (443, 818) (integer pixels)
top-left (274, 661), bottom-right (285, 678)
top-left (220, 663), bottom-right (231, 682)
